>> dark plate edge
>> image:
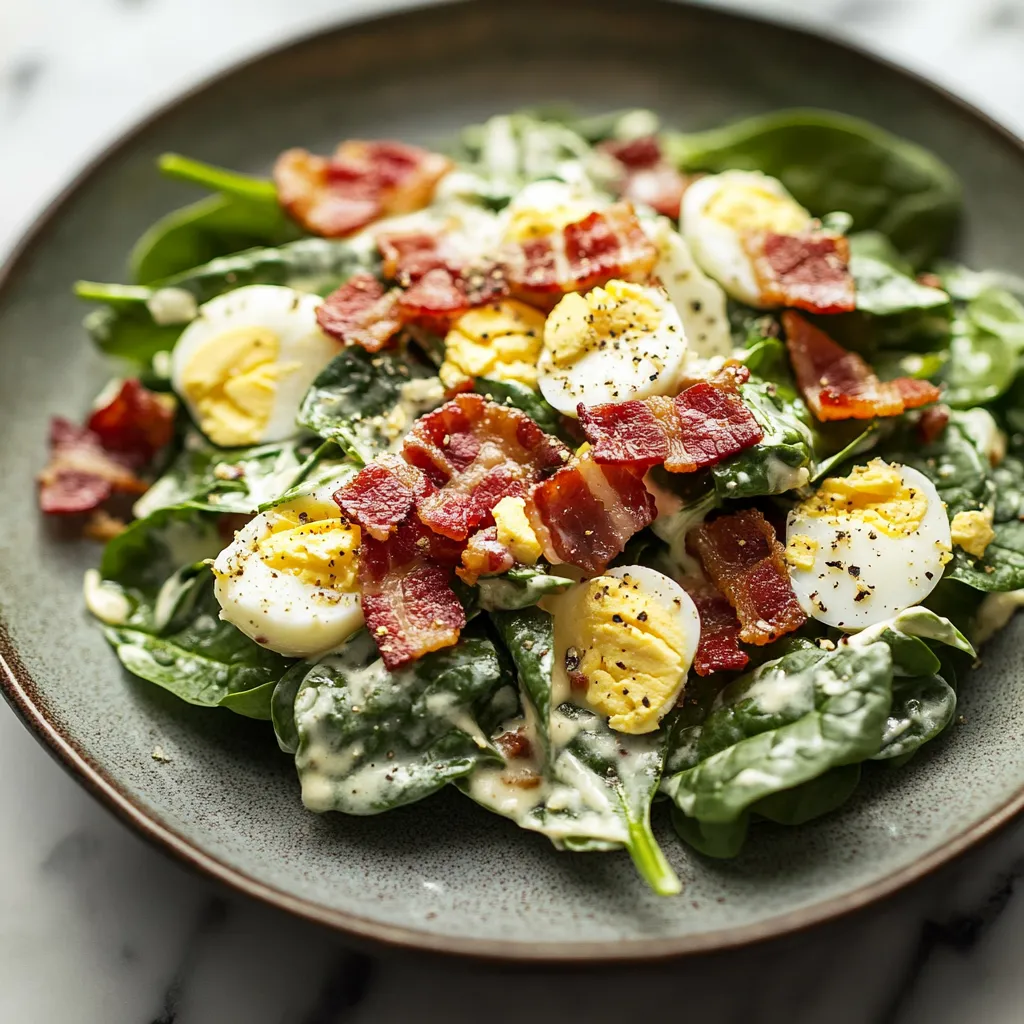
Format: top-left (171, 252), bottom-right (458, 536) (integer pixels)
top-left (3, 0), bottom-right (1024, 963)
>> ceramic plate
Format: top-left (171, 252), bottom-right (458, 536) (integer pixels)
top-left (4, 0), bottom-right (1024, 961)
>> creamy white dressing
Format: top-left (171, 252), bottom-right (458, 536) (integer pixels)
top-left (82, 569), bottom-right (131, 625)
top-left (147, 287), bottom-right (198, 326)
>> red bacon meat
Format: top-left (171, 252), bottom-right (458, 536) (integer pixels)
top-left (334, 455), bottom-right (433, 542)
top-left (689, 509), bottom-right (806, 645)
top-left (274, 140), bottom-right (451, 238)
top-left (600, 136), bottom-right (689, 220)
top-left (680, 579), bottom-right (749, 677)
top-left (783, 311), bottom-right (941, 422)
top-left (747, 232), bottom-right (856, 314)
top-left (316, 273), bottom-right (403, 352)
top-left (85, 378), bottom-right (174, 465)
top-left (577, 366), bottom-right (763, 473)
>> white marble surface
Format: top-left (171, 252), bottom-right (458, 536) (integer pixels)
top-left (4, 1), bottom-right (1024, 1021)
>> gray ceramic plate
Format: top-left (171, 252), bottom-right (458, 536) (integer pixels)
top-left (4, 0), bottom-right (1024, 962)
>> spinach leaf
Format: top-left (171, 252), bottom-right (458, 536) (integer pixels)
top-left (131, 154), bottom-right (299, 283)
top-left (872, 672), bottom-right (956, 761)
top-left (754, 763), bottom-right (862, 825)
top-left (476, 565), bottom-right (573, 612)
top-left (664, 109), bottom-right (961, 267)
top-left (670, 811), bottom-right (749, 859)
top-left (662, 643), bottom-right (893, 824)
top-left (291, 627), bottom-right (514, 814)
top-left (297, 345), bottom-right (443, 463)
top-left (77, 237), bottom-right (375, 363)
top-left (844, 605), bottom-right (974, 670)
top-left (271, 660), bottom-right (310, 754)
top-left (851, 255), bottom-right (949, 317)
top-left (472, 377), bottom-right (567, 439)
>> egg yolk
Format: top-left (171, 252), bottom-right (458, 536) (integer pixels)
top-left (785, 534), bottom-right (819, 571)
top-left (492, 496), bottom-right (542, 564)
top-left (704, 182), bottom-right (810, 235)
top-left (544, 280), bottom-right (665, 368)
top-left (505, 199), bottom-right (597, 242)
top-left (570, 573), bottom-right (688, 735)
top-left (792, 459), bottom-right (931, 539)
top-left (951, 508), bottom-right (996, 559)
top-left (440, 300), bottom-right (546, 390)
top-left (180, 326), bottom-right (300, 447)
top-left (255, 507), bottom-right (360, 591)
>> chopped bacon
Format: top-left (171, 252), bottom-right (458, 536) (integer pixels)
top-left (316, 273), bottom-right (402, 352)
top-left (689, 509), bottom-right (806, 646)
top-left (784, 311), bottom-right (941, 422)
top-left (600, 137), bottom-right (688, 219)
top-left (358, 516), bottom-right (466, 669)
top-left (748, 232), bottom-right (855, 314)
top-left (578, 366), bottom-right (762, 473)
top-left (404, 394), bottom-right (569, 541)
top-left (86, 379), bottom-right (174, 465)
top-left (681, 579), bottom-right (749, 677)
top-left (526, 452), bottom-right (655, 574)
top-left (504, 203), bottom-right (657, 305)
top-left (378, 232), bottom-right (456, 286)
top-left (916, 404), bottom-right (951, 445)
top-left (457, 526), bottom-right (515, 585)
top-left (38, 419), bottom-right (148, 515)
top-left (274, 140), bottom-right (451, 238)
top-left (334, 455), bottom-right (433, 542)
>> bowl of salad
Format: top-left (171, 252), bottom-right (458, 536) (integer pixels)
top-left (6, 0), bottom-right (1024, 960)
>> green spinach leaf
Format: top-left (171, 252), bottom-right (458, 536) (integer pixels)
top-left (872, 673), bottom-right (956, 761)
top-left (851, 255), bottom-right (950, 317)
top-left (476, 565), bottom-right (573, 611)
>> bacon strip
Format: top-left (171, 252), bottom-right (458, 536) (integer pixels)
top-left (600, 137), bottom-right (689, 219)
top-left (526, 453), bottom-right (655, 575)
top-left (689, 509), bottom-right (806, 646)
top-left (316, 274), bottom-right (403, 352)
top-left (578, 366), bottom-right (763, 472)
top-left (748, 232), bottom-right (855, 314)
top-left (457, 526), bottom-right (515, 586)
top-left (86, 379), bottom-right (174, 465)
top-left (784, 311), bottom-right (941, 422)
top-left (681, 579), bottom-right (749, 677)
top-left (274, 140), bottom-right (451, 238)
top-left (334, 455), bottom-right (432, 541)
top-left (504, 203), bottom-right (657, 305)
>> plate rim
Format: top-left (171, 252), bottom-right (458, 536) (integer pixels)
top-left (3, 0), bottom-right (1024, 963)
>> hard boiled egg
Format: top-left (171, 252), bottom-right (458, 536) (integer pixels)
top-left (538, 279), bottom-right (688, 416)
top-left (681, 170), bottom-right (812, 306)
top-left (212, 484), bottom-right (363, 658)
top-left (550, 565), bottom-right (701, 735)
top-left (171, 284), bottom-right (338, 448)
top-left (502, 179), bottom-right (603, 243)
top-left (785, 459), bottom-right (952, 630)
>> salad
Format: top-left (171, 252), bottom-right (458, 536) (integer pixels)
top-left (39, 107), bottom-right (1024, 896)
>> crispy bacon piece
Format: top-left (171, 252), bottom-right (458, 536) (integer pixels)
top-left (504, 203), bottom-right (657, 305)
top-left (600, 136), bottom-right (689, 219)
top-left (917, 404), bottom-right (951, 445)
top-left (747, 232), bottom-right (855, 314)
top-left (274, 140), bottom-right (451, 238)
top-left (681, 579), bottom-right (749, 677)
top-left (578, 366), bottom-right (762, 473)
top-left (404, 394), bottom-right (569, 541)
top-left (457, 526), bottom-right (515, 585)
top-left (316, 273), bottom-right (403, 352)
top-left (334, 455), bottom-right (433, 542)
top-left (86, 379), bottom-right (174, 465)
top-left (690, 509), bottom-right (806, 646)
top-left (526, 452), bottom-right (655, 575)
top-left (38, 419), bottom-right (148, 515)
top-left (783, 311), bottom-right (941, 421)
top-left (358, 517), bottom-right (466, 669)
top-left (378, 232), bottom-right (456, 286)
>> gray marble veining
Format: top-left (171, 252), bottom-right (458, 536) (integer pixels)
top-left (3, 0), bottom-right (1024, 1021)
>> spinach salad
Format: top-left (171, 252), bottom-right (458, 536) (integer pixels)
top-left (40, 108), bottom-right (1024, 896)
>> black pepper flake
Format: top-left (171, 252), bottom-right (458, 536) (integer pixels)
top-left (565, 647), bottom-right (580, 672)
top-left (641, 696), bottom-right (651, 708)
top-left (854, 591), bottom-right (868, 602)
top-left (825, 560), bottom-right (843, 570)
top-left (612, 614), bottom-right (623, 623)
top-left (925, 571), bottom-right (934, 580)
top-left (847, 565), bottom-right (860, 578)
top-left (637, 610), bottom-right (648, 622)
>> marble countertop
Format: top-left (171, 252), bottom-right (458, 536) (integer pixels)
top-left (4, 1), bottom-right (1024, 1021)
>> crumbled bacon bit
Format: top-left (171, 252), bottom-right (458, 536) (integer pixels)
top-left (748, 232), bottom-right (855, 314)
top-left (316, 274), bottom-right (403, 353)
top-left (86, 378), bottom-right (175, 465)
top-left (916, 404), bottom-right (951, 445)
top-left (457, 526), bottom-right (514, 585)
top-left (494, 728), bottom-right (533, 760)
top-left (681, 579), bottom-right (749, 676)
top-left (600, 136), bottom-right (689, 219)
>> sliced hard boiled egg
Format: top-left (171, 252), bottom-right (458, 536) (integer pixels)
top-left (550, 564), bottom-right (701, 735)
top-left (681, 170), bottom-right (812, 306)
top-left (502, 179), bottom-right (603, 243)
top-left (785, 459), bottom-right (952, 630)
top-left (212, 483), bottom-right (363, 658)
top-left (171, 284), bottom-right (338, 448)
top-left (538, 279), bottom-right (688, 416)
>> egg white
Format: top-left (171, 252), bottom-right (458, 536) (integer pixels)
top-left (786, 465), bottom-right (952, 630)
top-left (170, 284), bottom-right (338, 445)
top-left (537, 282), bottom-right (689, 417)
top-left (681, 170), bottom-right (811, 307)
top-left (212, 483), bottom-right (363, 659)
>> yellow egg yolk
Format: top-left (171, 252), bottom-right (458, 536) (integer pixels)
top-left (792, 459), bottom-right (931, 539)
top-left (951, 508), bottom-right (996, 559)
top-left (570, 573), bottom-right (688, 735)
top-left (505, 199), bottom-right (598, 242)
top-left (492, 496), bottom-right (542, 564)
top-left (439, 300), bottom-right (546, 390)
top-left (785, 534), bottom-right (819, 571)
top-left (180, 326), bottom-right (300, 447)
top-left (544, 280), bottom-right (664, 368)
top-left (255, 507), bottom-right (360, 590)
top-left (703, 181), bottom-right (811, 235)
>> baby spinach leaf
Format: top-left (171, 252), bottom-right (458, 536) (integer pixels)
top-left (291, 627), bottom-right (513, 814)
top-left (754, 763), bottom-right (862, 825)
top-left (665, 109), bottom-right (961, 267)
top-left (271, 661), bottom-right (311, 754)
top-left (844, 605), bottom-right (975, 670)
top-left (851, 255), bottom-right (950, 317)
top-left (872, 672), bottom-right (956, 761)
top-left (297, 345), bottom-right (442, 463)
top-left (670, 809), bottom-right (750, 859)
top-left (77, 237), bottom-right (376, 363)
top-left (476, 565), bottom-right (573, 612)
top-left (942, 298), bottom-right (1019, 408)
top-left (662, 643), bottom-right (893, 824)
